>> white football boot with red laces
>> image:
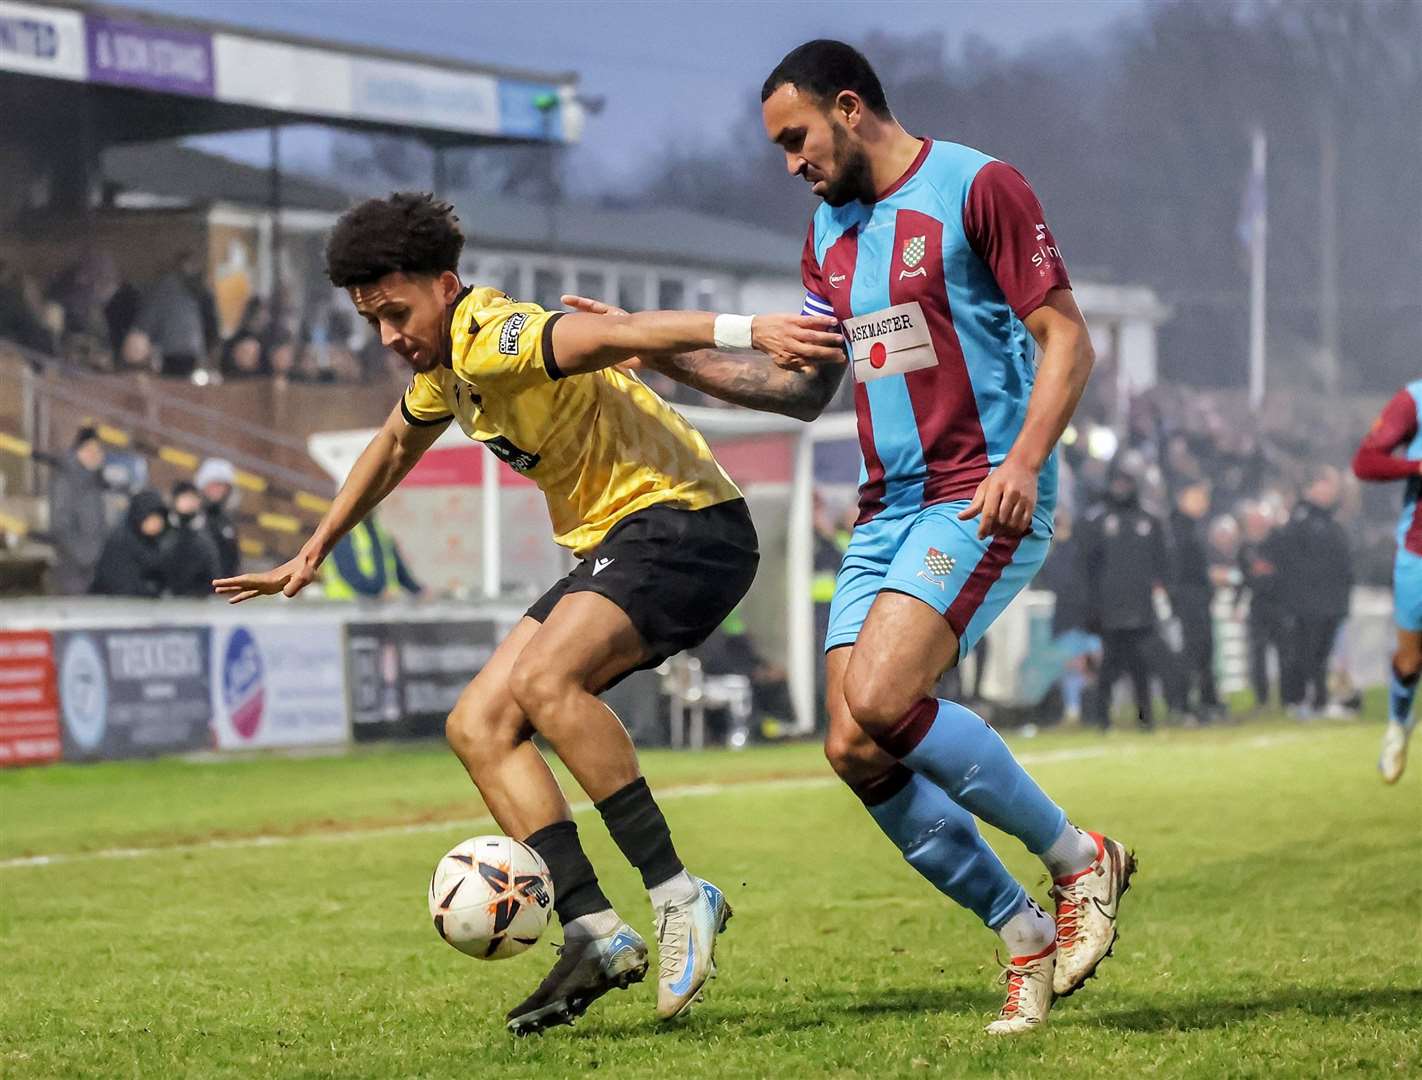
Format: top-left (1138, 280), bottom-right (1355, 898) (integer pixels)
top-left (984, 942), bottom-right (1056, 1034)
top-left (1050, 831), bottom-right (1136, 998)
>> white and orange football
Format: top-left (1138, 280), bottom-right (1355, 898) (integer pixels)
top-left (428, 836), bottom-right (554, 960)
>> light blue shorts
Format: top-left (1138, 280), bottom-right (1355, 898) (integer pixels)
top-left (1395, 550), bottom-right (1422, 632)
top-left (825, 500), bottom-right (1051, 657)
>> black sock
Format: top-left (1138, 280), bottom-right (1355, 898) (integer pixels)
top-left (523, 820), bottom-right (612, 924)
top-left (595, 777), bottom-right (685, 890)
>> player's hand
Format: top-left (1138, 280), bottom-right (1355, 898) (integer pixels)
top-left (751, 313), bottom-right (844, 372)
top-left (560, 294), bottom-right (645, 371)
top-left (562, 294), bottom-right (628, 318)
top-left (213, 545), bottom-right (321, 604)
top-left (959, 459), bottom-right (1038, 540)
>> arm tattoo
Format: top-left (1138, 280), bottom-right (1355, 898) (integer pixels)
top-left (646, 350), bottom-right (846, 421)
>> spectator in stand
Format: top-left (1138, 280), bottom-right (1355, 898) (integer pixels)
top-left (195, 458), bottom-right (241, 579)
top-left (322, 515), bottom-right (422, 600)
top-left (267, 335), bottom-right (298, 386)
top-left (1167, 478), bottom-right (1224, 723)
top-left (1079, 452), bottom-right (1171, 731)
top-left (220, 297), bottom-right (272, 379)
top-left (1274, 465), bottom-right (1354, 718)
top-left (162, 481), bottom-right (222, 597)
top-left (1036, 506), bottom-right (1098, 727)
top-left (128, 252), bottom-right (217, 378)
top-left (47, 425), bottom-right (109, 595)
top-left (1237, 502), bottom-right (1285, 712)
top-left (0, 261), bottom-right (57, 353)
top-left (49, 250), bottom-right (120, 370)
top-left (693, 608), bottom-right (793, 739)
top-left (90, 489), bottom-right (168, 598)
top-left (219, 331), bottom-right (267, 379)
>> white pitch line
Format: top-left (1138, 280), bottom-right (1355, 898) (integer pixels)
top-left (0, 734), bottom-right (1305, 872)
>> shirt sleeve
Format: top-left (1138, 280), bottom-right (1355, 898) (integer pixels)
top-left (963, 160), bottom-right (1071, 321)
top-left (400, 370), bottom-right (453, 427)
top-left (1352, 389), bottom-right (1419, 481)
top-left (453, 298), bottom-right (565, 385)
top-left (800, 219), bottom-right (833, 317)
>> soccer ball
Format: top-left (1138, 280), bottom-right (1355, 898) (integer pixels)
top-left (428, 835), bottom-right (555, 960)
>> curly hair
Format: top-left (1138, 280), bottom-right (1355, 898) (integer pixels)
top-left (325, 192), bottom-right (464, 288)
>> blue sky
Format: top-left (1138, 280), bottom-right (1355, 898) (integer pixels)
top-left (113, 0), bottom-right (1141, 191)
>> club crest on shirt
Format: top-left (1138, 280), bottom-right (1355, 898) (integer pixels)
top-left (899, 235), bottom-right (928, 279)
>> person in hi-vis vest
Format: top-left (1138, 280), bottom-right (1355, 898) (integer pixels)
top-left (322, 515), bottom-right (423, 599)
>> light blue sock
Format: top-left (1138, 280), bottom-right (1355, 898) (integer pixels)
top-left (882, 697), bottom-right (1068, 855)
top-left (856, 765), bottom-right (1026, 929)
top-left (1389, 666), bottom-right (1418, 730)
top-left (1062, 670), bottom-right (1085, 715)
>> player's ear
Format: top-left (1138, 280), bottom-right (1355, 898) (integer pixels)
top-left (437, 270), bottom-right (462, 304)
top-left (835, 90), bottom-right (861, 128)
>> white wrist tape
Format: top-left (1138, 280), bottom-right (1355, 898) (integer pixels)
top-left (713, 313), bottom-right (755, 352)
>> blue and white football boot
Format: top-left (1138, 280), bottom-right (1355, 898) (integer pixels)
top-left (505, 922), bottom-right (648, 1036)
top-left (655, 877), bottom-right (733, 1020)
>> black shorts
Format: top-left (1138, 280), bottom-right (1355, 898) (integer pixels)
top-left (526, 498), bottom-right (759, 678)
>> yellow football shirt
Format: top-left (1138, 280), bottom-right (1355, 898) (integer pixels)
top-left (401, 287), bottom-right (741, 556)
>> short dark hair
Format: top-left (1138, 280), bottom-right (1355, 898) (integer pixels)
top-left (761, 39), bottom-right (890, 119)
top-left (325, 192), bottom-right (464, 288)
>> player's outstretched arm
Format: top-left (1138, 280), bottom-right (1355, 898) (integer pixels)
top-left (548, 302), bottom-right (841, 378)
top-left (212, 403), bottom-right (445, 603)
top-left (960, 288), bottom-right (1094, 539)
top-left (561, 294), bottom-right (846, 421)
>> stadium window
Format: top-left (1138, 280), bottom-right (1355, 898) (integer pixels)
top-left (575, 270), bottom-right (605, 303)
top-left (694, 279), bottom-right (722, 312)
top-left (656, 276), bottom-right (686, 310)
top-left (494, 261), bottom-right (522, 299)
top-left (533, 267), bottom-right (563, 310)
top-left (618, 272), bottom-right (648, 312)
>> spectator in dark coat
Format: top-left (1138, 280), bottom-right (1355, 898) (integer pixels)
top-left (1237, 502), bottom-right (1286, 710)
top-left (161, 481), bottom-right (222, 597)
top-left (1275, 466), bottom-right (1354, 715)
top-left (1079, 453), bottom-right (1172, 730)
top-left (1167, 478), bottom-right (1223, 721)
top-left (48, 426), bottom-right (109, 595)
top-left (90, 490), bottom-right (168, 598)
top-left (195, 458), bottom-right (240, 579)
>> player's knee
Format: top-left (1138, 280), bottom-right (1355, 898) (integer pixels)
top-left (446, 698), bottom-right (524, 767)
top-left (1395, 646), bottom-right (1422, 680)
top-left (445, 703), bottom-right (489, 765)
top-left (842, 668), bottom-right (921, 733)
top-left (823, 727), bottom-right (881, 784)
top-left (507, 657), bottom-right (573, 724)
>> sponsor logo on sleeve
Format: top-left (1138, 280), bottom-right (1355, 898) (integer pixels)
top-left (498, 312), bottom-right (528, 356)
top-left (1030, 223), bottom-right (1063, 275)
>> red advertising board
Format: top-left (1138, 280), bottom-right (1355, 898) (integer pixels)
top-left (0, 630), bottom-right (61, 766)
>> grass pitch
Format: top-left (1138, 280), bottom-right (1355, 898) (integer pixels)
top-left (2, 718), bottom-right (1418, 1078)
